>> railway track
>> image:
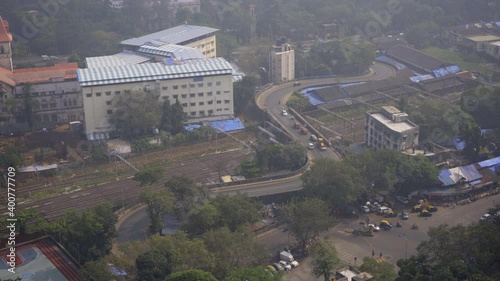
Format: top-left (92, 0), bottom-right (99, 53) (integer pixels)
top-left (16, 149), bottom-right (253, 221)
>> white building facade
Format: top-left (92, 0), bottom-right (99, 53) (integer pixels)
top-left (365, 106), bottom-right (419, 151)
top-left (78, 58), bottom-right (234, 134)
top-left (270, 43), bottom-right (295, 84)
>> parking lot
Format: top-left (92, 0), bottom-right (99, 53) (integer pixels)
top-left (259, 193), bottom-right (500, 281)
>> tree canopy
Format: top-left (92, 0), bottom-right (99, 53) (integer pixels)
top-left (311, 238), bottom-right (340, 281)
top-left (164, 269), bottom-right (218, 281)
top-left (134, 167), bottom-right (164, 187)
top-left (140, 187), bottom-right (175, 234)
top-left (360, 257), bottom-right (398, 281)
top-left (223, 267), bottom-right (282, 281)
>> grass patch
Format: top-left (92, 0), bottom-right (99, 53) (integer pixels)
top-left (421, 47), bottom-right (495, 73)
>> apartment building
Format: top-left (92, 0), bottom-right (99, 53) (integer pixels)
top-left (269, 39), bottom-right (295, 84)
top-left (365, 106), bottom-right (419, 151)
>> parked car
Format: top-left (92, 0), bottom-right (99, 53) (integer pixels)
top-left (273, 263), bottom-right (284, 271)
top-left (397, 196), bottom-right (409, 204)
top-left (378, 206), bottom-right (390, 215)
top-left (266, 265), bottom-right (278, 274)
top-left (293, 82), bottom-right (301, 86)
top-left (282, 109), bottom-right (288, 116)
top-left (279, 260), bottom-right (292, 270)
top-left (380, 220), bottom-right (392, 230)
top-left (300, 127), bottom-right (308, 135)
top-left (293, 122), bottom-right (300, 129)
top-left (361, 205), bottom-right (370, 213)
top-left (49, 55), bottom-right (58, 60)
top-left (412, 204), bottom-right (423, 213)
top-left (480, 213), bottom-right (492, 221)
top-left (290, 261), bottom-right (299, 268)
top-left (419, 210), bottom-right (432, 217)
top-left (310, 134), bottom-right (318, 142)
top-left (385, 210), bottom-right (397, 218)
top-left (401, 210), bottom-right (409, 220)
top-left (427, 205), bottom-right (438, 212)
top-left (368, 224), bottom-right (380, 232)
top-left (307, 143), bottom-right (315, 150)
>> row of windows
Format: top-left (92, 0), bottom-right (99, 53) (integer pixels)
top-left (31, 91), bottom-right (56, 96)
top-left (86, 91), bottom-right (121, 98)
top-left (86, 86), bottom-right (227, 98)
top-left (170, 81), bottom-right (221, 90)
top-left (180, 100), bottom-right (231, 107)
top-left (107, 108), bottom-right (229, 116)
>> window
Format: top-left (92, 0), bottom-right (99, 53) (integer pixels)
top-left (173, 85), bottom-right (179, 90)
top-left (190, 93), bottom-right (195, 98)
top-left (216, 100), bottom-right (221, 104)
top-left (190, 84), bottom-right (195, 88)
top-left (208, 100), bottom-right (213, 105)
top-left (198, 93), bottom-right (204, 97)
top-left (207, 92), bottom-right (213, 96)
top-left (208, 110), bottom-right (213, 115)
top-left (207, 82), bottom-right (212, 86)
top-left (224, 90), bottom-right (230, 93)
top-left (199, 110), bottom-right (205, 115)
top-left (216, 81), bottom-right (221, 86)
top-left (193, 77), bottom-right (203, 82)
top-left (224, 108), bottom-right (230, 111)
top-left (41, 101), bottom-right (48, 109)
top-left (105, 91), bottom-right (111, 96)
top-left (182, 84), bottom-right (187, 89)
top-left (107, 109), bottom-right (113, 114)
top-left (49, 91), bottom-right (55, 95)
top-left (115, 91), bottom-right (121, 95)
top-left (96, 92), bottom-right (101, 97)
top-left (162, 86), bottom-right (168, 90)
top-left (49, 101), bottom-right (56, 108)
top-left (190, 102), bottom-right (195, 106)
top-left (198, 83), bottom-right (203, 87)
top-left (224, 100), bottom-right (230, 104)
top-left (41, 92), bottom-right (46, 96)
top-left (216, 91), bottom-right (221, 95)
top-left (162, 96), bottom-right (169, 100)
top-left (173, 95), bottom-right (178, 99)
top-left (106, 101), bottom-right (112, 105)
top-left (63, 100), bottom-right (67, 106)
top-left (86, 93), bottom-right (92, 98)
top-left (199, 102), bottom-right (204, 105)
top-left (73, 98), bottom-right (77, 106)
top-left (182, 103), bottom-right (187, 107)
top-left (191, 111), bottom-right (196, 116)
top-left (181, 94), bottom-right (187, 98)
top-left (216, 108), bottom-right (222, 112)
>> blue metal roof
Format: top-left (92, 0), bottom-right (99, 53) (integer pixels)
top-left (86, 51), bottom-right (152, 68)
top-left (433, 68), bottom-right (450, 78)
top-left (438, 165), bottom-right (482, 186)
top-left (410, 74), bottom-right (434, 82)
top-left (477, 156), bottom-right (500, 168)
top-left (137, 44), bottom-right (205, 60)
top-left (121, 25), bottom-right (218, 47)
top-left (446, 65), bottom-right (461, 74)
top-left (376, 55), bottom-right (406, 70)
top-left (77, 58), bottom-right (233, 87)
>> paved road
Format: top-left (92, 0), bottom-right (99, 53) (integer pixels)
top-left (260, 193), bottom-right (500, 281)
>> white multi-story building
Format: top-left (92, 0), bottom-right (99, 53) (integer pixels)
top-left (365, 106), bottom-right (419, 151)
top-left (78, 58), bottom-right (234, 134)
top-left (121, 25), bottom-right (218, 58)
top-left (269, 40), bottom-right (295, 84)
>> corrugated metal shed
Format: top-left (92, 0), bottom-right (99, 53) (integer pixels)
top-left (121, 25), bottom-right (218, 47)
top-left (477, 156), bottom-right (500, 168)
top-left (137, 44), bottom-right (205, 60)
top-left (438, 165), bottom-right (483, 186)
top-left (86, 52), bottom-right (152, 68)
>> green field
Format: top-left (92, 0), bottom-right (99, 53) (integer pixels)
top-left (422, 47), bottom-right (495, 73)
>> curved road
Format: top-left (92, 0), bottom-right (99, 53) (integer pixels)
top-left (117, 63), bottom-right (395, 242)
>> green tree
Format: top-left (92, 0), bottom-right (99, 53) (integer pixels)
top-left (149, 232), bottom-right (215, 273)
top-left (109, 90), bottom-right (162, 135)
top-left (235, 158), bottom-right (263, 179)
top-left (0, 147), bottom-right (22, 188)
top-left (302, 159), bottom-right (367, 207)
top-left (405, 21), bottom-right (440, 49)
top-left (67, 53), bottom-right (86, 68)
top-left (80, 260), bottom-right (116, 281)
top-left (233, 76), bottom-right (257, 115)
top-left (136, 249), bottom-right (173, 281)
top-left (165, 269), bottom-right (217, 281)
top-left (49, 203), bottom-right (117, 264)
top-left (134, 167), bottom-right (164, 187)
top-left (211, 194), bottom-right (260, 232)
top-left (140, 187), bottom-right (175, 234)
top-left (359, 257), bottom-right (397, 281)
top-left (203, 227), bottom-right (266, 279)
top-left (223, 267), bottom-right (282, 281)
top-left (170, 98), bottom-right (186, 135)
top-left (183, 201), bottom-right (219, 236)
top-left (160, 98), bottom-right (173, 133)
top-left (165, 176), bottom-right (208, 215)
top-left (16, 209), bottom-right (47, 236)
top-left (311, 238), bottom-right (340, 281)
top-left (285, 198), bottom-right (332, 252)
top-left (21, 84), bottom-right (38, 130)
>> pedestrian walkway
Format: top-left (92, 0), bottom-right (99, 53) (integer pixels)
top-left (334, 242), bottom-right (357, 265)
top-left (376, 256), bottom-right (387, 263)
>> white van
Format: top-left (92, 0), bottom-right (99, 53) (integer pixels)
top-left (41, 55), bottom-right (50, 60)
top-left (378, 206), bottom-right (389, 215)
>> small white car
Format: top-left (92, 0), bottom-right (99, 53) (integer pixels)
top-left (279, 260), bottom-right (292, 270)
top-left (282, 109), bottom-right (288, 116)
top-left (290, 261), bottom-right (299, 268)
top-left (397, 196), bottom-right (409, 204)
top-left (368, 224), bottom-right (380, 232)
top-left (361, 205), bottom-right (370, 213)
top-left (307, 143), bottom-right (315, 150)
top-left (480, 213), bottom-right (492, 221)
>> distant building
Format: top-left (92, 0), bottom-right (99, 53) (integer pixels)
top-left (365, 106), bottom-right (419, 151)
top-left (121, 25), bottom-right (218, 58)
top-left (0, 15), bottom-right (13, 72)
top-left (319, 20), bottom-right (348, 41)
top-left (269, 39), bottom-right (295, 84)
top-left (462, 35), bottom-right (500, 51)
top-left (108, 0), bottom-right (124, 9)
top-left (164, 0), bottom-right (201, 15)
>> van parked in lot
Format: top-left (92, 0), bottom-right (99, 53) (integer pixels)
top-left (378, 206), bottom-right (389, 215)
top-left (41, 55), bottom-right (50, 60)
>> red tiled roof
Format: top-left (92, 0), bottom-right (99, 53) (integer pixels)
top-left (0, 66), bottom-right (15, 86)
top-left (0, 16), bottom-right (13, 42)
top-left (12, 63), bottom-right (78, 84)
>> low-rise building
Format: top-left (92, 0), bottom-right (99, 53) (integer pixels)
top-left (485, 41), bottom-right (500, 60)
top-left (463, 35), bottom-right (500, 51)
top-left (365, 106), bottom-right (419, 151)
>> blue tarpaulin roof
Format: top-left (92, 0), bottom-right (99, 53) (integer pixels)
top-left (184, 124), bottom-right (201, 131)
top-left (439, 165), bottom-right (482, 186)
top-left (410, 74), bottom-right (434, 82)
top-left (496, 22), bottom-right (500, 27)
top-left (433, 68), bottom-right (450, 78)
top-left (209, 118), bottom-right (245, 132)
top-left (87, 132), bottom-right (109, 141)
top-left (477, 156), bottom-right (500, 168)
top-left (446, 65), bottom-right (461, 74)
top-left (302, 86), bottom-right (331, 106)
top-left (376, 55), bottom-right (406, 70)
